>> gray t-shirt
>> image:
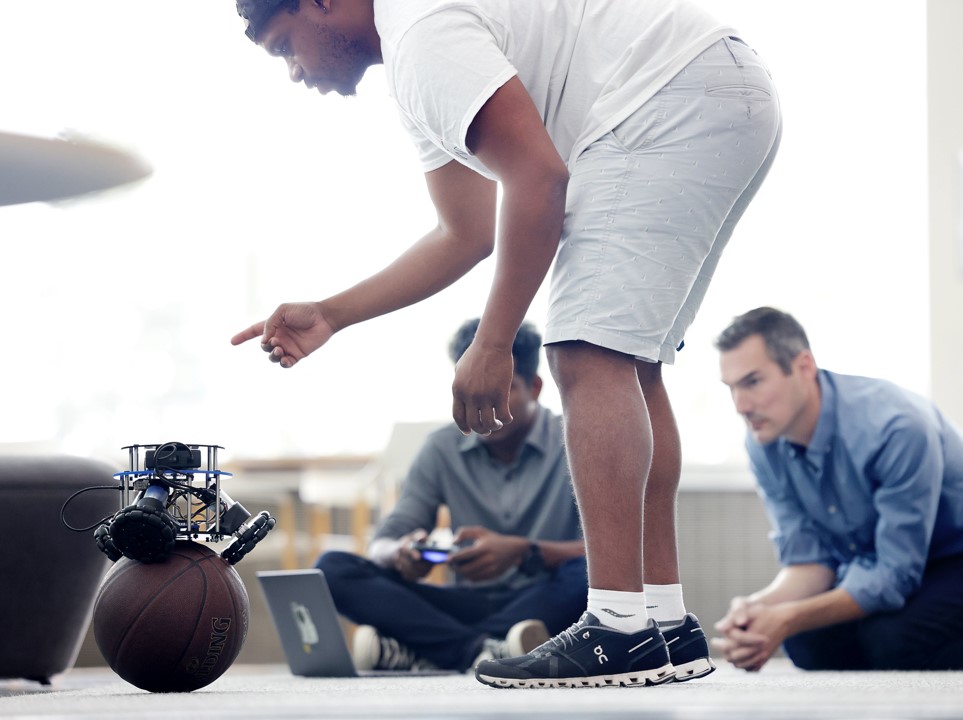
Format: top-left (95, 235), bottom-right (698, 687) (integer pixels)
top-left (373, 406), bottom-right (581, 588)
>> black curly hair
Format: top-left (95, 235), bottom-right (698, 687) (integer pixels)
top-left (236, 0), bottom-right (299, 41)
top-left (448, 319), bottom-right (542, 386)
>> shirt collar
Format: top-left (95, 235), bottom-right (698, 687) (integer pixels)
top-left (780, 369), bottom-right (834, 467)
top-left (808, 370), bottom-right (836, 456)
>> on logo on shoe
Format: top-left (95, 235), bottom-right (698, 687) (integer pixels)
top-left (594, 645), bottom-right (608, 664)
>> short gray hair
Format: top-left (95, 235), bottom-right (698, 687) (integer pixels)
top-left (715, 307), bottom-right (811, 375)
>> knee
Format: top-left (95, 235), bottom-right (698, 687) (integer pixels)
top-left (783, 623), bottom-right (867, 671)
top-left (556, 555), bottom-right (588, 578)
top-left (782, 635), bottom-right (826, 671)
top-left (551, 558), bottom-right (589, 599)
top-left (546, 342), bottom-right (581, 392)
top-left (634, 360), bottom-right (664, 390)
top-left (860, 623), bottom-right (925, 670)
top-left (315, 550), bottom-right (363, 579)
top-left (546, 341), bottom-right (634, 395)
top-left (782, 626), bottom-right (855, 671)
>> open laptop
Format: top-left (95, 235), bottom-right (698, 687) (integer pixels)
top-left (256, 568), bottom-right (454, 678)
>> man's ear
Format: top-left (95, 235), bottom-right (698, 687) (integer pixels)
top-left (794, 349), bottom-right (818, 380)
top-left (529, 374), bottom-right (543, 401)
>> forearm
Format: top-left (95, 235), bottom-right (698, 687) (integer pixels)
top-left (749, 564), bottom-right (837, 605)
top-left (536, 539), bottom-right (585, 569)
top-left (744, 566), bottom-right (866, 638)
top-left (714, 585), bottom-right (865, 671)
top-left (368, 537), bottom-right (402, 569)
top-left (778, 587), bottom-right (867, 636)
top-left (498, 537), bottom-right (584, 570)
top-left (323, 226), bottom-right (492, 333)
top-left (473, 175), bottom-right (567, 350)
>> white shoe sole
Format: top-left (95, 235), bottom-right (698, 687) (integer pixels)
top-left (476, 662), bottom-right (676, 689)
top-left (671, 656), bottom-right (716, 681)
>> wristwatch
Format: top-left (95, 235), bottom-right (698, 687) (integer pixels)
top-left (519, 542), bottom-right (545, 576)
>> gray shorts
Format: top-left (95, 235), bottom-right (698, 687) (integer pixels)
top-left (544, 37), bottom-right (783, 363)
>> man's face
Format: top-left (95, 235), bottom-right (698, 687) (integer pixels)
top-left (719, 335), bottom-right (815, 445)
top-left (258, 0), bottom-right (373, 97)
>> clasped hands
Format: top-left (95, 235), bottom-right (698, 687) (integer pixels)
top-left (711, 597), bottom-right (792, 672)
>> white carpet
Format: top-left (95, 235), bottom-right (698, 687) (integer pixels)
top-left (3, 660), bottom-right (962, 720)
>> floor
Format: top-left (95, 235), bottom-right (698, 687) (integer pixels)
top-left (3, 660), bottom-right (963, 720)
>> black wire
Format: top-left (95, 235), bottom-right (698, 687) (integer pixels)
top-left (60, 485), bottom-right (122, 532)
top-left (152, 468), bottom-right (195, 491)
top-left (60, 465), bottom-right (220, 534)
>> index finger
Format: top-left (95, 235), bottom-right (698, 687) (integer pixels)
top-left (448, 545), bottom-right (481, 564)
top-left (714, 616), bottom-right (736, 633)
top-left (453, 526), bottom-right (482, 543)
top-left (231, 321), bottom-right (266, 346)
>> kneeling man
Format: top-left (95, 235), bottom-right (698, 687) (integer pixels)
top-left (713, 306), bottom-right (963, 671)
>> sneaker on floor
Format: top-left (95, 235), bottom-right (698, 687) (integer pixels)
top-left (472, 619), bottom-right (551, 668)
top-left (474, 612), bottom-right (675, 688)
top-left (661, 613), bottom-right (715, 682)
top-left (352, 625), bottom-right (439, 672)
top-left (506, 619), bottom-right (551, 656)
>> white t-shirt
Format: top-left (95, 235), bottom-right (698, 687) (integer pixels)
top-left (374, 0), bottom-right (737, 179)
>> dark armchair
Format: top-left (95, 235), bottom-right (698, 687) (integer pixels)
top-left (0, 455), bottom-right (117, 684)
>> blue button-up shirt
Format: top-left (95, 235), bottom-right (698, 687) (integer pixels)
top-left (747, 370), bottom-right (963, 614)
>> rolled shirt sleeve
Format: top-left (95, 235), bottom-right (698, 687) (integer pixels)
top-left (838, 415), bottom-right (943, 614)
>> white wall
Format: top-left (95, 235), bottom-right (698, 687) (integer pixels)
top-left (928, 0), bottom-right (963, 426)
top-left (0, 2), bottom-right (933, 464)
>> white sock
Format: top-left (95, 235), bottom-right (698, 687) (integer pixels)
top-left (643, 583), bottom-right (686, 628)
top-left (586, 588), bottom-right (649, 633)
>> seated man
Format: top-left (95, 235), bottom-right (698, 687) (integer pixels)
top-left (316, 319), bottom-right (586, 672)
top-left (712, 306), bottom-right (963, 671)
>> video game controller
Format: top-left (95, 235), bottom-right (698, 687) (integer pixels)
top-left (410, 542), bottom-right (453, 564)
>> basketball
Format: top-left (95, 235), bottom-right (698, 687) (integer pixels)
top-left (93, 540), bottom-right (249, 693)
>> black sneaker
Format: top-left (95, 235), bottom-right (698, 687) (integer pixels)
top-left (661, 613), bottom-right (715, 681)
top-left (474, 613), bottom-right (675, 688)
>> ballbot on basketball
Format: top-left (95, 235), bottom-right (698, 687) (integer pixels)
top-left (93, 442), bottom-right (276, 565)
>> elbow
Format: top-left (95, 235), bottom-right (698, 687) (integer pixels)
top-left (436, 215), bottom-right (495, 264)
top-left (479, 242), bottom-right (495, 262)
top-left (469, 233), bottom-right (495, 263)
top-left (545, 164), bottom-right (570, 207)
top-left (450, 228), bottom-right (494, 267)
top-left (524, 163), bottom-right (569, 217)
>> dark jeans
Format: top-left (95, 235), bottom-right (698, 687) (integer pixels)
top-left (783, 553), bottom-right (963, 670)
top-left (315, 550), bottom-right (588, 671)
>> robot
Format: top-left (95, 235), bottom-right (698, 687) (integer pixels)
top-left (93, 442), bottom-right (275, 565)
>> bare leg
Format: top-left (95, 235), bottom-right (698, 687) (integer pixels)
top-left (636, 360), bottom-right (681, 585)
top-left (546, 341), bottom-right (651, 591)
